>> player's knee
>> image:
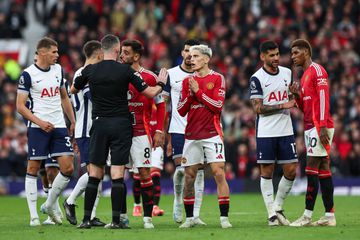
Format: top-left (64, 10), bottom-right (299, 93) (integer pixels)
top-left (284, 170), bottom-right (296, 180)
top-left (27, 163), bottom-right (40, 175)
top-left (212, 168), bottom-right (225, 181)
top-left (62, 164), bottom-right (74, 176)
top-left (139, 167), bottom-right (151, 179)
top-left (284, 165), bottom-right (297, 179)
top-left (185, 171), bottom-right (196, 180)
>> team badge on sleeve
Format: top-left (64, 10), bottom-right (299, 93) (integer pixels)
top-left (250, 80), bottom-right (258, 94)
top-left (19, 75), bottom-right (25, 86)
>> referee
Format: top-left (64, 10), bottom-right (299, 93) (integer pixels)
top-left (71, 34), bottom-right (167, 229)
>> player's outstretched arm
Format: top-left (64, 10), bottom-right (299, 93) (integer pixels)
top-left (251, 98), bottom-right (296, 115)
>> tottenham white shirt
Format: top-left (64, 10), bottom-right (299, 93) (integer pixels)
top-left (249, 66), bottom-right (294, 138)
top-left (72, 67), bottom-right (92, 138)
top-left (17, 63), bottom-right (66, 128)
top-left (164, 65), bottom-right (193, 134)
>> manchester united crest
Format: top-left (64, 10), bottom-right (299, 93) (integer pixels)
top-left (206, 82), bottom-right (214, 90)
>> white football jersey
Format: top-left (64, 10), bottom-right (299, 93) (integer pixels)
top-left (249, 66), bottom-right (294, 137)
top-left (164, 65), bottom-right (193, 134)
top-left (17, 63), bottom-right (66, 128)
top-left (72, 67), bottom-right (92, 138)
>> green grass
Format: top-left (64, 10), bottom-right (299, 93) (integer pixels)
top-left (0, 194), bottom-right (359, 240)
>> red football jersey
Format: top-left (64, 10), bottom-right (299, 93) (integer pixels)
top-left (296, 62), bottom-right (334, 131)
top-left (128, 67), bottom-right (158, 137)
top-left (177, 70), bottom-right (225, 140)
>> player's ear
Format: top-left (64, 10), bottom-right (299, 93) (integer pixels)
top-left (303, 48), bottom-right (309, 57)
top-left (134, 53), bottom-right (140, 61)
top-left (260, 53), bottom-right (265, 62)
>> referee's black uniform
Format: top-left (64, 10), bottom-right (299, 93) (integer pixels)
top-left (74, 60), bottom-right (148, 166)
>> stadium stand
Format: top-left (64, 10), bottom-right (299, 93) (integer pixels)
top-left (0, 0), bottom-right (360, 183)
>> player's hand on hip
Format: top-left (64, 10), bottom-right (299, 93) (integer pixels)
top-left (157, 68), bottom-right (168, 85)
top-left (40, 121), bottom-right (55, 133)
top-left (319, 127), bottom-right (330, 146)
top-left (189, 77), bottom-right (199, 94)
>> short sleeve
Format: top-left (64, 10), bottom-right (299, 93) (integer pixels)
top-left (17, 71), bottom-right (32, 93)
top-left (73, 65), bottom-right (91, 90)
top-left (128, 67), bottom-right (148, 92)
top-left (249, 76), bottom-right (263, 99)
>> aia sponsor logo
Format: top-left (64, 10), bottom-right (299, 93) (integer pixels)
top-left (41, 87), bottom-right (60, 97)
top-left (268, 91), bottom-right (288, 102)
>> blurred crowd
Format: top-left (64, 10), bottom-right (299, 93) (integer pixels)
top-left (1, 0), bottom-right (360, 180)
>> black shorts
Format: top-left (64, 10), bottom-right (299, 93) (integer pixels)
top-left (89, 116), bottom-right (132, 166)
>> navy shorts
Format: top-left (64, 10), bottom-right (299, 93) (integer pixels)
top-left (27, 128), bottom-right (74, 160)
top-left (256, 135), bottom-right (298, 164)
top-left (76, 137), bottom-right (90, 167)
top-left (45, 157), bottom-right (59, 168)
top-left (171, 133), bottom-right (185, 160)
top-left (40, 156), bottom-right (59, 169)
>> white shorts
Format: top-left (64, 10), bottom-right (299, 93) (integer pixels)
top-left (182, 135), bottom-right (225, 167)
top-left (151, 147), bottom-right (164, 170)
top-left (128, 135), bottom-right (152, 169)
top-left (304, 127), bottom-right (334, 157)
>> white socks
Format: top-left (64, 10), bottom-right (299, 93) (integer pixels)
top-left (260, 177), bottom-right (275, 218)
top-left (25, 174), bottom-right (39, 220)
top-left (67, 173), bottom-right (89, 205)
top-left (173, 166), bottom-right (185, 206)
top-left (194, 169), bottom-right (204, 218)
top-left (274, 176), bottom-right (294, 211)
top-left (45, 173), bottom-right (70, 208)
top-left (304, 209), bottom-right (313, 218)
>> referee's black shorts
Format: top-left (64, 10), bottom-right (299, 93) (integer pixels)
top-left (89, 116), bottom-right (132, 166)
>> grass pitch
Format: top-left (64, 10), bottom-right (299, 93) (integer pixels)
top-left (0, 194), bottom-right (359, 240)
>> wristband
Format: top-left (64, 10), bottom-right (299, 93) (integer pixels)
top-left (156, 81), bottom-right (165, 90)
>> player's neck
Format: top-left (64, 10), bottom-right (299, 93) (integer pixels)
top-left (131, 62), bottom-right (141, 72)
top-left (263, 65), bottom-right (278, 75)
top-left (303, 58), bottom-right (312, 70)
top-left (84, 58), bottom-right (98, 66)
top-left (36, 60), bottom-right (50, 71)
top-left (180, 62), bottom-right (193, 72)
top-left (196, 67), bottom-right (210, 77)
